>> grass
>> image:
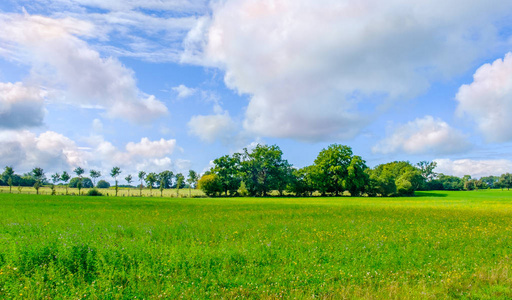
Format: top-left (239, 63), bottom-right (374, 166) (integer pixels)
top-left (1, 190), bottom-right (512, 299)
top-left (0, 186), bottom-right (206, 197)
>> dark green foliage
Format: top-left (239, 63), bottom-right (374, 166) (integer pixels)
top-left (367, 161), bottom-right (424, 196)
top-left (437, 174), bottom-right (464, 190)
top-left (239, 144), bottom-right (293, 197)
top-left (87, 188), bottom-right (103, 196)
top-left (213, 154), bottom-right (241, 196)
top-left (312, 144), bottom-right (354, 196)
top-left (287, 166), bottom-right (316, 196)
top-left (157, 170), bottom-right (173, 188)
top-left (96, 180), bottom-right (110, 189)
top-left (69, 177), bottom-right (93, 188)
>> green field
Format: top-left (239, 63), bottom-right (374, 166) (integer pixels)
top-left (1, 191), bottom-right (512, 299)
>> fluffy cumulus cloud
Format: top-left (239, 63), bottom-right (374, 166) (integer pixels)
top-left (0, 82), bottom-right (46, 129)
top-left (183, 0), bottom-right (512, 141)
top-left (435, 158), bottom-right (512, 178)
top-left (0, 130), bottom-right (181, 177)
top-left (372, 116), bottom-right (470, 155)
top-left (0, 130), bottom-right (87, 172)
top-left (187, 112), bottom-right (237, 143)
top-left (0, 13), bottom-right (168, 123)
top-left (456, 52), bottom-right (512, 142)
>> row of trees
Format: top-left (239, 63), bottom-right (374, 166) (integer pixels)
top-left (197, 143), bottom-right (512, 197)
top-left (197, 144), bottom-right (428, 197)
top-left (4, 143), bottom-right (512, 197)
top-left (0, 166), bottom-right (200, 197)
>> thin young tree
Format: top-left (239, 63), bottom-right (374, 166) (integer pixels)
top-left (51, 173), bottom-right (60, 195)
top-left (110, 167), bottom-right (121, 197)
top-left (61, 171), bottom-right (71, 195)
top-left (138, 171), bottom-right (146, 197)
top-left (187, 170), bottom-right (198, 198)
top-left (32, 167), bottom-right (45, 195)
top-left (159, 178), bottom-right (165, 197)
top-left (125, 174), bottom-right (133, 196)
top-left (176, 173), bottom-right (185, 197)
top-left (3, 166), bottom-right (14, 193)
top-left (90, 170), bottom-right (101, 187)
top-left (74, 167), bottom-right (85, 195)
top-left (145, 172), bottom-right (157, 197)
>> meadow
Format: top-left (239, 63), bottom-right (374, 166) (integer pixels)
top-left (0, 190), bottom-right (512, 299)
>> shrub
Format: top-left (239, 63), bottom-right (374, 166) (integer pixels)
top-left (197, 174), bottom-right (222, 197)
top-left (96, 180), bottom-right (110, 189)
top-left (87, 188), bottom-right (103, 196)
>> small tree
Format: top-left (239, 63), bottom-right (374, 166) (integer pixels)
top-left (187, 170), bottom-right (198, 197)
top-left (3, 166), bottom-right (14, 193)
top-left (110, 167), bottom-right (121, 197)
top-left (32, 167), bottom-right (45, 195)
top-left (125, 174), bottom-right (133, 196)
top-left (51, 173), bottom-right (60, 195)
top-left (138, 171), bottom-right (146, 197)
top-left (90, 170), bottom-right (101, 187)
top-left (61, 171), bottom-right (71, 195)
top-left (176, 173), bottom-right (185, 197)
top-left (159, 179), bottom-right (165, 197)
top-left (74, 167), bottom-right (85, 195)
top-left (145, 173), bottom-right (157, 197)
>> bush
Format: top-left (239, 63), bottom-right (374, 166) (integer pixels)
top-left (87, 188), bottom-right (103, 196)
top-left (197, 174), bottom-right (222, 197)
top-left (96, 180), bottom-right (110, 189)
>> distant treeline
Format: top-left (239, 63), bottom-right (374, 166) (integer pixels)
top-left (2, 143), bottom-right (511, 197)
top-left (197, 144), bottom-right (512, 197)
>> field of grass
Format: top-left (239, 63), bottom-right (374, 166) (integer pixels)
top-left (0, 186), bottom-right (206, 198)
top-left (1, 190), bottom-right (512, 299)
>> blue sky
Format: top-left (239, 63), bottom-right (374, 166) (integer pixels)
top-left (1, 0), bottom-right (512, 182)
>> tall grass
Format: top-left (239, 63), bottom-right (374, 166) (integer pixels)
top-left (0, 190), bottom-right (511, 298)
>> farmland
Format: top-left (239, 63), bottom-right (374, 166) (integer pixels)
top-left (1, 190), bottom-right (512, 299)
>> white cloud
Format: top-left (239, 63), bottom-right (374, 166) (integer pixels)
top-left (0, 130), bottom-right (87, 172)
top-left (435, 158), bottom-right (512, 178)
top-left (173, 84), bottom-right (197, 98)
top-left (0, 13), bottom-right (168, 124)
top-left (456, 52), bottom-right (512, 142)
top-left (0, 129), bottom-right (182, 178)
top-left (0, 82), bottom-right (46, 129)
top-left (125, 138), bottom-right (177, 158)
top-left (187, 111), bottom-right (237, 143)
top-left (184, 0), bottom-right (512, 141)
top-left (373, 116), bottom-right (470, 155)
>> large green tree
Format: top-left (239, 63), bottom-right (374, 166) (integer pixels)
top-left (367, 161), bottom-right (423, 196)
top-left (212, 154), bottom-right (241, 196)
top-left (312, 144), bottom-right (354, 196)
top-left (240, 144), bottom-right (292, 197)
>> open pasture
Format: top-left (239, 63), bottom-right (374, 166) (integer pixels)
top-left (1, 190), bottom-right (512, 299)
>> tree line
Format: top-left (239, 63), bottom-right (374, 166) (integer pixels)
top-left (3, 143), bottom-right (512, 197)
top-left (197, 144), bottom-right (512, 197)
top-left (0, 166), bottom-right (200, 197)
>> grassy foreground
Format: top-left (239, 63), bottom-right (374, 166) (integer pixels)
top-left (1, 191), bottom-right (512, 299)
